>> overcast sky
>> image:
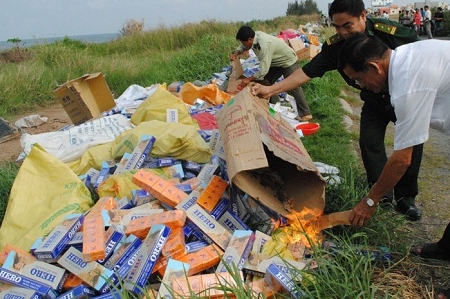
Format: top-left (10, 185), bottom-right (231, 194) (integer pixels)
top-left (1, 0), bottom-right (412, 42)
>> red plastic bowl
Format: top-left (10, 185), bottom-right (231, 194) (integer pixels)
top-left (296, 123), bottom-right (320, 136)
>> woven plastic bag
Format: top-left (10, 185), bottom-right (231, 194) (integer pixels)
top-left (0, 145), bottom-right (93, 250)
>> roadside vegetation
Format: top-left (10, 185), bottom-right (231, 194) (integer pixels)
top-left (0, 14), bottom-right (442, 298)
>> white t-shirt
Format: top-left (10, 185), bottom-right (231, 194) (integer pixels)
top-left (389, 39), bottom-right (450, 150)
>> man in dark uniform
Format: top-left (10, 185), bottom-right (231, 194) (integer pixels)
top-left (252, 0), bottom-right (423, 221)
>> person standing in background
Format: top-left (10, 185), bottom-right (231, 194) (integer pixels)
top-left (413, 8), bottom-right (423, 36)
top-left (433, 7), bottom-right (444, 36)
top-left (423, 5), bottom-right (433, 38)
top-left (231, 25), bottom-right (312, 121)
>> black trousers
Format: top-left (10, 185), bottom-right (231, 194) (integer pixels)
top-left (359, 90), bottom-right (423, 199)
top-left (438, 222), bottom-right (450, 250)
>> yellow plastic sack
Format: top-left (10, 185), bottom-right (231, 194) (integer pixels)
top-left (0, 145), bottom-right (93, 251)
top-left (97, 170), bottom-right (139, 199)
top-left (179, 82), bottom-right (232, 105)
top-left (131, 85), bottom-right (199, 127)
top-left (68, 120), bottom-right (212, 175)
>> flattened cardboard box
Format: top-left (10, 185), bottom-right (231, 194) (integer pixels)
top-left (54, 72), bottom-right (115, 125)
top-left (216, 87), bottom-right (326, 219)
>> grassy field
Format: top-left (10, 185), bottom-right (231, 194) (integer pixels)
top-left (0, 14), bottom-right (431, 298)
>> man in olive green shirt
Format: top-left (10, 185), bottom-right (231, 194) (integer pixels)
top-left (230, 25), bottom-right (312, 121)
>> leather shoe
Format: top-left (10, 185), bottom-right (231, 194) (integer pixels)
top-left (395, 197), bottom-right (422, 221)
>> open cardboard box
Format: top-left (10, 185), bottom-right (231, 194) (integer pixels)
top-left (54, 72), bottom-right (116, 125)
top-left (216, 87), bottom-right (326, 220)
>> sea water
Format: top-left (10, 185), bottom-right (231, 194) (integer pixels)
top-left (0, 32), bottom-right (119, 51)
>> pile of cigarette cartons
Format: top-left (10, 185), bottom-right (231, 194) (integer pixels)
top-left (0, 73), bottom-right (325, 298)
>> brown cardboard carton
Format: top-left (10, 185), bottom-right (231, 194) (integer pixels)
top-left (216, 87), bottom-right (326, 220)
top-left (54, 73), bottom-right (116, 125)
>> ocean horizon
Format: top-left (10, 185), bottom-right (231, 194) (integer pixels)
top-left (0, 32), bottom-right (120, 51)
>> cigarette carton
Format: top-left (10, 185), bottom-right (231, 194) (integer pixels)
top-left (81, 216), bottom-right (106, 262)
top-left (0, 281), bottom-right (42, 299)
top-left (2, 250), bottom-right (67, 292)
top-left (175, 190), bottom-right (201, 211)
top-left (0, 244), bottom-right (34, 265)
top-left (185, 241), bottom-right (209, 253)
top-left (61, 273), bottom-right (83, 291)
top-left (210, 197), bottom-right (230, 220)
top-left (166, 108), bottom-right (179, 123)
top-left (185, 204), bottom-right (231, 250)
top-left (264, 263), bottom-right (306, 298)
top-left (216, 230), bottom-right (255, 274)
top-left (34, 214), bottom-right (84, 261)
top-left (131, 189), bottom-right (157, 207)
top-left (55, 285), bottom-right (96, 299)
top-left (65, 232), bottom-right (83, 251)
top-left (123, 134), bottom-right (156, 172)
top-left (196, 175), bottom-right (228, 213)
top-left (217, 210), bottom-right (249, 233)
top-left (196, 163), bottom-right (219, 189)
top-left (124, 210), bottom-right (186, 239)
top-left (90, 290), bottom-right (121, 299)
top-left (0, 267), bottom-right (56, 299)
top-left (103, 235), bottom-right (142, 278)
top-left (93, 160), bottom-right (116, 189)
top-left (96, 225), bottom-right (125, 265)
top-left (112, 152), bottom-right (132, 175)
top-left (124, 225), bottom-right (171, 294)
top-left (101, 204), bottom-right (163, 227)
top-left (156, 259), bottom-right (190, 299)
top-left (115, 196), bottom-right (135, 210)
top-left (57, 247), bottom-right (114, 292)
top-left (176, 244), bottom-right (223, 276)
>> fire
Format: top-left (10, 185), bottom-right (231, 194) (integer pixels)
top-left (261, 207), bottom-right (325, 261)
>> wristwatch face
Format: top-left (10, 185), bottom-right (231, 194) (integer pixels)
top-left (366, 198), bottom-right (375, 207)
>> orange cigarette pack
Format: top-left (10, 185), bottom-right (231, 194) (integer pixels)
top-left (197, 175), bottom-right (228, 212)
top-left (124, 210), bottom-right (186, 239)
top-left (82, 216), bottom-right (106, 261)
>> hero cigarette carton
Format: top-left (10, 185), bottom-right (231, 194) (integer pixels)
top-left (0, 267), bottom-right (57, 299)
top-left (122, 134), bottom-right (156, 172)
top-left (185, 203), bottom-right (231, 250)
top-left (101, 204), bottom-right (163, 227)
top-left (131, 189), bottom-right (157, 207)
top-left (156, 259), bottom-right (190, 299)
top-left (196, 175), bottom-right (228, 213)
top-left (210, 197), bottom-right (230, 220)
top-left (0, 281), bottom-right (42, 299)
top-left (112, 152), bottom-right (132, 175)
top-left (65, 232), bottom-right (83, 251)
top-left (217, 210), bottom-right (250, 233)
top-left (96, 225), bottom-right (125, 265)
top-left (34, 214), bottom-right (84, 261)
top-left (124, 210), bottom-right (186, 239)
top-left (81, 216), bottom-right (106, 262)
top-left (264, 263), bottom-right (306, 298)
top-left (93, 160), bottom-right (116, 189)
top-left (115, 196), bottom-right (135, 210)
top-left (55, 285), bottom-right (96, 299)
top-left (175, 190), bottom-right (201, 211)
top-left (103, 234), bottom-right (142, 279)
top-left (208, 129), bottom-right (226, 160)
top-left (2, 250), bottom-right (67, 292)
top-left (123, 225), bottom-right (171, 294)
top-left (0, 244), bottom-right (34, 265)
top-left (57, 247), bottom-right (114, 293)
top-left (90, 290), bottom-right (121, 299)
top-left (176, 244), bottom-right (223, 276)
top-left (215, 230), bottom-right (255, 274)
top-left (196, 163), bottom-right (219, 189)
top-left (184, 241), bottom-right (209, 253)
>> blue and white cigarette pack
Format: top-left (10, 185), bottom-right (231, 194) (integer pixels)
top-left (103, 235), bottom-right (143, 275)
top-left (156, 259), bottom-right (190, 299)
top-left (123, 134), bottom-right (156, 171)
top-left (0, 281), bottom-right (42, 299)
top-left (65, 232), bottom-right (84, 251)
top-left (217, 210), bottom-right (250, 233)
top-left (176, 190), bottom-right (200, 211)
top-left (96, 225), bottom-right (125, 265)
top-left (2, 250), bottom-right (67, 292)
top-left (0, 268), bottom-right (56, 299)
top-left (210, 197), bottom-right (230, 220)
top-left (216, 230), bottom-right (254, 274)
top-left (131, 189), bottom-right (156, 206)
top-left (113, 152), bottom-right (132, 175)
top-left (55, 285), bottom-right (96, 299)
top-left (208, 129), bottom-right (226, 160)
top-left (196, 163), bottom-right (219, 188)
top-left (185, 203), bottom-right (231, 250)
top-left (124, 224), bottom-right (171, 294)
top-left (101, 203), bottom-right (163, 227)
top-left (264, 263), bottom-right (306, 298)
top-left (185, 241), bottom-right (209, 253)
top-left (34, 214), bottom-right (84, 261)
top-left (90, 290), bottom-right (121, 299)
top-left (57, 247), bottom-right (114, 292)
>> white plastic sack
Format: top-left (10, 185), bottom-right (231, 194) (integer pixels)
top-left (14, 114), bottom-right (48, 128)
top-left (20, 114), bottom-right (133, 162)
top-left (115, 84), bottom-right (158, 111)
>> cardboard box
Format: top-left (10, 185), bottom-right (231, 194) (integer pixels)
top-left (54, 73), bottom-right (116, 125)
top-left (296, 44), bottom-right (321, 61)
top-left (216, 88), bottom-right (326, 220)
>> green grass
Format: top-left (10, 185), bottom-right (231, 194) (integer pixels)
top-left (0, 14), bottom-right (416, 298)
